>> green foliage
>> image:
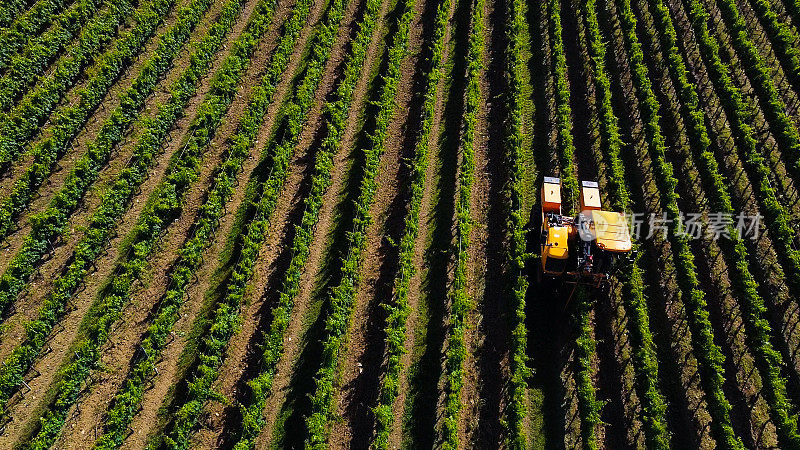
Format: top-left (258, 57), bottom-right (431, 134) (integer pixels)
top-left (748, 0), bottom-right (800, 88)
top-left (89, 0), bottom-right (278, 447)
top-left (548, 1), bottom-right (601, 447)
top-left (0, 0), bottom-right (178, 241)
top-left (714, 0), bottom-right (800, 197)
top-left (580, 0), bottom-right (669, 447)
top-left (439, 0), bottom-right (482, 447)
top-left (548, 0), bottom-right (578, 214)
top-left (0, 0), bottom-right (211, 406)
top-left (302, 0), bottom-right (416, 446)
top-left (782, 0), bottom-right (800, 28)
top-left (222, 0), bottom-right (387, 446)
top-left (710, 0), bottom-right (800, 300)
top-left (0, 0), bottom-right (132, 169)
top-left (371, 0), bottom-right (451, 447)
top-left (0, 0), bottom-right (73, 71)
top-left (0, 0), bottom-right (32, 28)
top-left (0, 0), bottom-right (106, 111)
top-left (647, 0), bottom-right (800, 446)
top-left (503, 0), bottom-right (531, 445)
top-left (0, 0), bottom-right (217, 317)
top-left (1, 0), bottom-right (280, 444)
top-left (574, 291), bottom-right (600, 450)
top-left (615, 0), bottom-right (742, 446)
top-left (152, 0), bottom-right (349, 446)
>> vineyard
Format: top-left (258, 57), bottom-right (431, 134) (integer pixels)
top-left (1, 0), bottom-right (800, 446)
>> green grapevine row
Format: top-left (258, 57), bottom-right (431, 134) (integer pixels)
top-left (152, 0), bottom-right (343, 446)
top-left (683, 0), bottom-right (800, 389)
top-left (548, 1), bottom-right (601, 447)
top-left (0, 0), bottom-right (105, 110)
top-left (0, 0), bottom-right (213, 321)
top-left (91, 0), bottom-right (328, 443)
top-left (0, 0), bottom-right (179, 242)
top-left (440, 0), bottom-right (481, 446)
top-left (503, 0), bottom-right (530, 445)
top-left (0, 0), bottom-right (132, 169)
top-left (581, 0), bottom-right (670, 447)
top-left (713, 0), bottom-right (800, 209)
top-left (370, 0), bottom-right (450, 446)
top-left (574, 291), bottom-right (600, 450)
top-left (647, 0), bottom-right (800, 445)
top-left (0, 0), bottom-right (72, 71)
top-left (549, 0), bottom-right (578, 214)
top-left (302, 0), bottom-right (414, 446)
top-left (616, 0), bottom-right (742, 446)
top-left (0, 0), bottom-right (248, 422)
top-left (747, 0), bottom-right (800, 89)
top-left (0, 0), bottom-right (32, 28)
top-left (0, 0), bottom-right (181, 315)
top-left (679, 0), bottom-right (800, 318)
top-left (224, 0), bottom-right (386, 444)
top-left (1, 0), bottom-right (280, 443)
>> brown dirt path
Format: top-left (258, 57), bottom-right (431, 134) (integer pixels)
top-left (0, 0), bottom-right (232, 367)
top-left (601, 283), bottom-right (647, 448)
top-left (187, 0), bottom-right (368, 445)
top-left (0, 0), bottom-right (298, 445)
top-left (598, 0), bottom-right (716, 446)
top-left (52, 0), bottom-right (318, 445)
top-left (560, 343), bottom-right (581, 449)
top-left (325, 0), bottom-right (432, 444)
top-left (227, 0), bottom-right (399, 446)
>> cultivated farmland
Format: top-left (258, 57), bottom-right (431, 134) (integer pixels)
top-left (0, 0), bottom-right (799, 447)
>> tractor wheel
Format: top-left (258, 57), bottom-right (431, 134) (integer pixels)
top-left (531, 200), bottom-right (544, 286)
top-left (531, 201), bottom-right (542, 247)
top-left (535, 259), bottom-right (543, 285)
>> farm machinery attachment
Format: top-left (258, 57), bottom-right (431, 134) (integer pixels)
top-left (535, 177), bottom-right (633, 304)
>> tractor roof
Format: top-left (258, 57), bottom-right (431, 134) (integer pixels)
top-left (592, 210), bottom-right (632, 253)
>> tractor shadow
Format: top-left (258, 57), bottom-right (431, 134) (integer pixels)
top-left (524, 259), bottom-right (584, 450)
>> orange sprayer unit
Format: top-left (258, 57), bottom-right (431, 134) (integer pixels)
top-left (537, 178), bottom-right (632, 288)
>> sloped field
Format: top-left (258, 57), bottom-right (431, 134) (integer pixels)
top-left (0, 0), bottom-right (799, 447)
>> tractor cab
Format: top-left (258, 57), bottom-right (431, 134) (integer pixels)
top-left (541, 177), bottom-right (569, 276)
top-left (537, 178), bottom-right (632, 288)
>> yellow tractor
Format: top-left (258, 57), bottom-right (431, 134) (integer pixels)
top-left (536, 177), bottom-right (632, 289)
